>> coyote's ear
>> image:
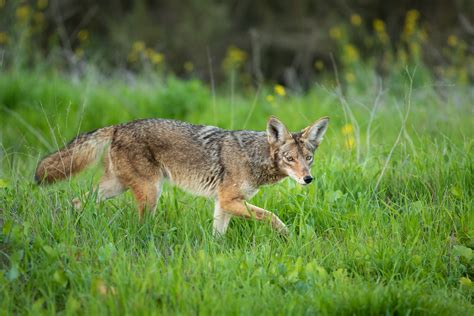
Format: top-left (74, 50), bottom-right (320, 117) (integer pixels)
top-left (301, 117), bottom-right (329, 147)
top-left (267, 116), bottom-right (291, 145)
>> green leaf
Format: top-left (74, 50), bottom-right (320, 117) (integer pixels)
top-left (325, 190), bottom-right (344, 203)
top-left (31, 298), bottom-right (45, 313)
top-left (53, 269), bottom-right (68, 287)
top-left (7, 264), bottom-right (19, 281)
top-left (2, 220), bottom-right (13, 234)
top-left (411, 201), bottom-right (423, 212)
top-left (98, 243), bottom-right (117, 263)
top-left (0, 179), bottom-right (9, 189)
top-left (333, 268), bottom-right (349, 281)
top-left (459, 277), bottom-right (473, 288)
top-left (10, 250), bottom-right (24, 264)
top-left (66, 295), bottom-right (81, 313)
top-left (450, 186), bottom-right (462, 198)
top-left (42, 245), bottom-right (56, 257)
top-left (453, 245), bottom-right (473, 262)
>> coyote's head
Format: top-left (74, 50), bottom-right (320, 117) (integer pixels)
top-left (267, 116), bottom-right (329, 185)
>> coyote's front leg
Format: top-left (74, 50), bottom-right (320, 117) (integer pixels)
top-left (217, 189), bottom-right (289, 235)
top-left (213, 201), bottom-right (233, 236)
top-left (244, 201), bottom-right (289, 235)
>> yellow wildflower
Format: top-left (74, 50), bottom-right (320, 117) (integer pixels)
top-left (403, 10), bottom-right (420, 38)
top-left (266, 95), bottom-right (275, 103)
top-left (345, 72), bottom-right (356, 83)
top-left (0, 32), bottom-right (8, 45)
top-left (345, 137), bottom-right (355, 150)
top-left (314, 60), bottom-right (324, 71)
top-left (132, 41), bottom-right (145, 52)
top-left (350, 14), bottom-right (362, 26)
top-left (37, 0), bottom-right (48, 10)
top-left (373, 19), bottom-right (385, 33)
top-left (341, 123), bottom-right (353, 135)
top-left (447, 35), bottom-right (458, 47)
top-left (150, 52), bottom-right (164, 64)
top-left (222, 45), bottom-right (247, 70)
top-left (77, 30), bottom-right (89, 42)
top-left (404, 24), bottom-right (414, 37)
top-left (329, 26), bottom-right (342, 40)
top-left (184, 61), bottom-right (194, 72)
top-left (228, 46), bottom-right (247, 62)
top-left (406, 9), bottom-right (419, 23)
top-left (343, 44), bottom-right (359, 64)
top-left (16, 5), bottom-right (31, 22)
top-left (274, 84), bottom-right (286, 97)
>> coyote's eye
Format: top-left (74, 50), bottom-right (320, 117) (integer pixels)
top-left (286, 156), bottom-right (294, 162)
top-left (306, 155), bottom-right (312, 161)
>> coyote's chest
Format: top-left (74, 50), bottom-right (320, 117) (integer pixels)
top-left (240, 181), bottom-right (258, 199)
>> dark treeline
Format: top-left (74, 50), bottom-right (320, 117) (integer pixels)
top-left (0, 0), bottom-right (472, 87)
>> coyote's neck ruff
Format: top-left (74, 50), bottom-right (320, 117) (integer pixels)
top-left (35, 116), bottom-right (329, 235)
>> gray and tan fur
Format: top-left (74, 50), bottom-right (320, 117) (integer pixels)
top-left (35, 116), bottom-right (329, 235)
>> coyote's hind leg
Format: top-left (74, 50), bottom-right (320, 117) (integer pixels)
top-left (98, 149), bottom-right (127, 200)
top-left (72, 149), bottom-right (127, 209)
top-left (98, 175), bottom-right (126, 201)
top-left (71, 174), bottom-right (127, 210)
top-left (130, 178), bottom-right (163, 220)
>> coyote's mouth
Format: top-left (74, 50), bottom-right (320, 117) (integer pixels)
top-left (286, 171), bottom-right (311, 186)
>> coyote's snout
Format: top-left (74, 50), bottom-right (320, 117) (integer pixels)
top-left (35, 116), bottom-right (329, 236)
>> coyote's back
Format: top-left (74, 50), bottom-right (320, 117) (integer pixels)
top-left (35, 119), bottom-right (241, 195)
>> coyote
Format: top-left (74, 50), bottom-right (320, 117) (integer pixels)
top-left (35, 116), bottom-right (329, 235)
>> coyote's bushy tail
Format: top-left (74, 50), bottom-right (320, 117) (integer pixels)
top-left (35, 127), bottom-right (114, 184)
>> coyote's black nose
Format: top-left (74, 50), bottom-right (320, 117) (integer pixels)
top-left (303, 176), bottom-right (313, 184)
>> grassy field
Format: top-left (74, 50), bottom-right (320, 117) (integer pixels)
top-left (0, 68), bottom-right (473, 315)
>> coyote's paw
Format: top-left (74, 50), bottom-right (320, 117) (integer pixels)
top-left (71, 197), bottom-right (82, 210)
top-left (271, 216), bottom-right (289, 236)
top-left (277, 224), bottom-right (290, 236)
top-left (71, 191), bottom-right (92, 210)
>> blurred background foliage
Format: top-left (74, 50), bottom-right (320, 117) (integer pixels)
top-left (0, 0), bottom-right (472, 90)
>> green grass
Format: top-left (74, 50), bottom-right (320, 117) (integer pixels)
top-left (0, 68), bottom-right (473, 315)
